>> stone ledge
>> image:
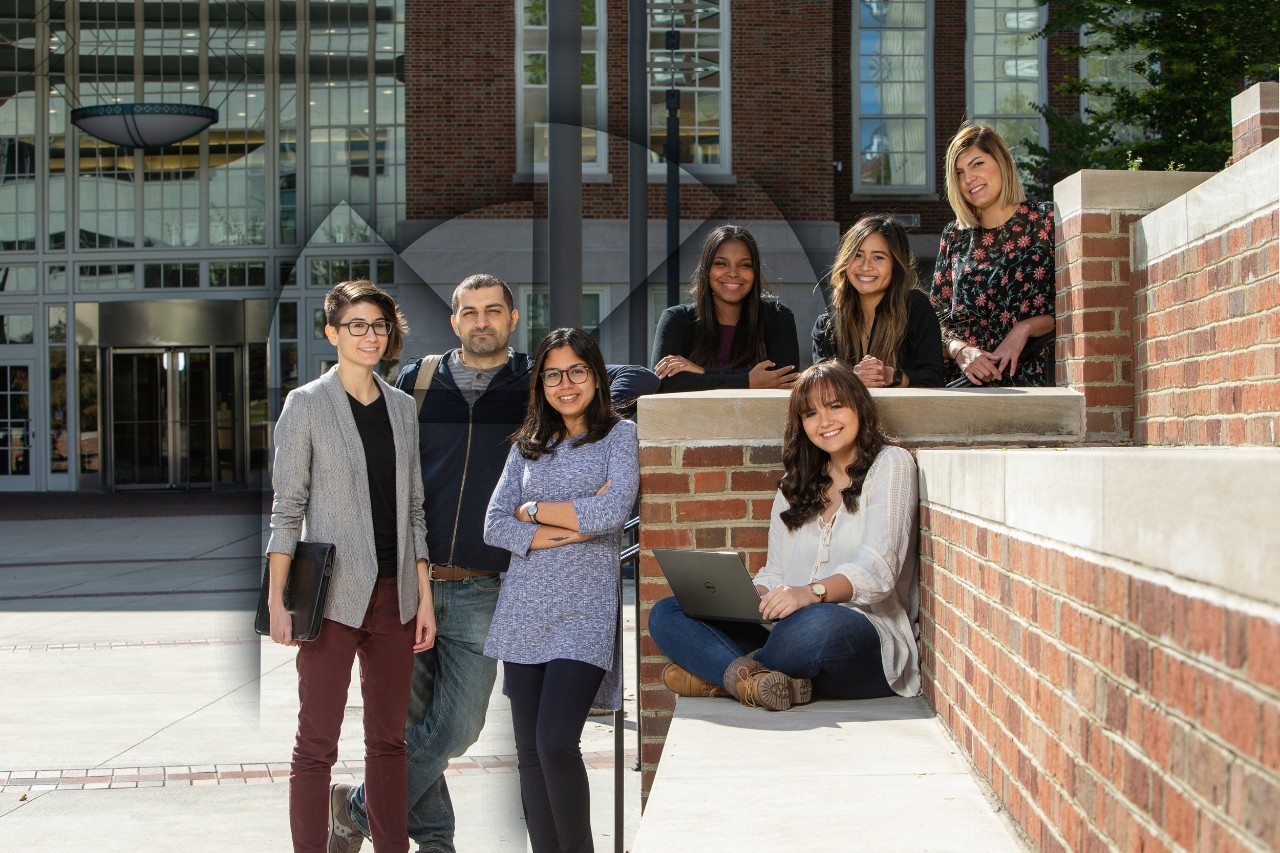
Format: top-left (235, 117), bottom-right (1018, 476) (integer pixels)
top-left (1232, 82), bottom-right (1279, 124)
top-left (1133, 139), bottom-right (1279, 268)
top-left (632, 696), bottom-right (1024, 852)
top-left (917, 446), bottom-right (1280, 609)
top-left (1054, 170), bottom-right (1214, 220)
top-left (637, 387), bottom-right (1086, 445)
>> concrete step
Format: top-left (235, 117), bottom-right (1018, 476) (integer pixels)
top-left (633, 695), bottom-right (1026, 852)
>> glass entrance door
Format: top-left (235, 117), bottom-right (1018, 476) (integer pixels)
top-left (110, 347), bottom-right (245, 489)
top-left (0, 361), bottom-right (35, 490)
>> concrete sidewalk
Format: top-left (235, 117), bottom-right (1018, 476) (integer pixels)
top-left (0, 510), bottom-right (640, 852)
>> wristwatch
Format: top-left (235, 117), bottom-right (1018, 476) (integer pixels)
top-left (889, 367), bottom-right (904, 387)
top-left (527, 502), bottom-right (540, 524)
top-left (808, 582), bottom-right (826, 603)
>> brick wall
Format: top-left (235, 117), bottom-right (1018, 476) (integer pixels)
top-left (636, 440), bottom-right (782, 801)
top-left (1230, 83), bottom-right (1279, 165)
top-left (1132, 192), bottom-right (1280, 446)
top-left (919, 504), bottom-right (1280, 852)
top-left (1055, 206), bottom-right (1143, 440)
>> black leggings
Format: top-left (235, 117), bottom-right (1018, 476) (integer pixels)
top-left (504, 658), bottom-right (606, 853)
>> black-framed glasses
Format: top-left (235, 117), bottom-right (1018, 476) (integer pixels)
top-left (541, 365), bottom-right (593, 387)
top-left (334, 320), bottom-right (393, 337)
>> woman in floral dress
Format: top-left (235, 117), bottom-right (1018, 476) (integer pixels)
top-left (930, 124), bottom-right (1056, 386)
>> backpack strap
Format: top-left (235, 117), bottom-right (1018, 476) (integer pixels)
top-left (412, 354), bottom-right (443, 414)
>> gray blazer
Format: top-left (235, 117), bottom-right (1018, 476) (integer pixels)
top-left (266, 367), bottom-right (429, 627)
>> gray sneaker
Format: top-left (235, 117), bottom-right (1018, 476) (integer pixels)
top-left (328, 783), bottom-right (365, 853)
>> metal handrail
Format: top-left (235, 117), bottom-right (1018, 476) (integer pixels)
top-left (614, 514), bottom-right (642, 853)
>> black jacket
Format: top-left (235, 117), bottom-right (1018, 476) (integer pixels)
top-left (395, 351), bottom-right (533, 573)
top-left (811, 289), bottom-right (946, 388)
top-left (650, 300), bottom-right (801, 392)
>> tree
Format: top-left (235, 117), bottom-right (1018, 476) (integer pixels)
top-left (1020, 0), bottom-right (1280, 196)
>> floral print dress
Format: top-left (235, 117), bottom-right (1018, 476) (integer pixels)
top-left (929, 200), bottom-right (1055, 386)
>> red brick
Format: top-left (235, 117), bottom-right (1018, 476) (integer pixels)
top-left (674, 499), bottom-right (747, 522)
top-left (1216, 681), bottom-right (1261, 757)
top-left (747, 445), bottom-right (782, 466)
top-left (1246, 617), bottom-right (1280, 692)
top-left (693, 470), bottom-right (726, 493)
top-left (730, 469), bottom-right (782, 492)
top-left (682, 446), bottom-right (743, 468)
top-left (693, 527), bottom-right (726, 549)
top-left (640, 472), bottom-right (690, 495)
top-left (730, 526), bottom-right (769, 549)
top-left (639, 445), bottom-right (672, 467)
top-left (639, 500), bottom-right (672, 525)
top-left (640, 528), bottom-right (692, 549)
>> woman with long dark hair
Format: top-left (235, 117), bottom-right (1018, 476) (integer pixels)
top-left (266, 280), bottom-right (435, 852)
top-left (648, 360), bottom-right (919, 710)
top-left (813, 215), bottom-right (945, 387)
top-left (931, 123), bottom-right (1056, 385)
top-left (483, 327), bottom-right (640, 852)
top-left (651, 224), bottom-right (801, 391)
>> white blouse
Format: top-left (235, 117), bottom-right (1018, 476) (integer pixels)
top-left (753, 444), bottom-right (920, 697)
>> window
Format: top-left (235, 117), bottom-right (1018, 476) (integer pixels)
top-left (0, 266), bottom-right (37, 294)
top-left (1079, 12), bottom-right (1151, 143)
top-left (970, 0), bottom-right (1046, 154)
top-left (78, 263), bottom-right (136, 292)
top-left (308, 258), bottom-right (372, 288)
top-left (854, 0), bottom-right (933, 192)
top-left (522, 287), bottom-right (604, 353)
top-left (210, 261), bottom-right (267, 288)
top-left (0, 312), bottom-right (34, 344)
top-left (648, 0), bottom-right (727, 172)
top-left (143, 263), bottom-right (200, 289)
top-left (517, 0), bottom-right (607, 174)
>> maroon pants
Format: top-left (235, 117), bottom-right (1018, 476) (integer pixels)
top-left (290, 577), bottom-right (414, 853)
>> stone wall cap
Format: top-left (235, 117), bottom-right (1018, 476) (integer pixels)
top-left (637, 387), bottom-right (1085, 444)
top-left (1231, 81), bottom-right (1280, 123)
top-left (1054, 169), bottom-right (1215, 220)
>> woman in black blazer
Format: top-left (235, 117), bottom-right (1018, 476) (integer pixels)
top-left (812, 215), bottom-right (945, 388)
top-left (651, 225), bottom-right (800, 392)
top-left (267, 279), bottom-right (435, 853)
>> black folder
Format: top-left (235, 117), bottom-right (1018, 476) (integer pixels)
top-left (254, 541), bottom-right (336, 642)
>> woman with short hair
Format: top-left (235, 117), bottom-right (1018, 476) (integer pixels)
top-left (931, 124), bottom-right (1056, 386)
top-left (267, 279), bottom-right (435, 853)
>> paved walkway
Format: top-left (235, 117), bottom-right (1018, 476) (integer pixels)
top-left (0, 500), bottom-right (640, 851)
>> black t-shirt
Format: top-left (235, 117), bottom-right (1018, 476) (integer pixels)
top-left (347, 391), bottom-right (398, 579)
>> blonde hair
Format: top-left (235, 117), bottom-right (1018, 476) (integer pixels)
top-left (943, 124), bottom-right (1026, 229)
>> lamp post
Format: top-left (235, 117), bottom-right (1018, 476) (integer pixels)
top-left (547, 0), bottom-right (583, 331)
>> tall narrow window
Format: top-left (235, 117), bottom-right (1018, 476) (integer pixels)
top-left (853, 0), bottom-right (932, 192)
top-left (517, 0), bottom-right (607, 174)
top-left (1079, 12), bottom-right (1150, 144)
top-left (970, 0), bottom-right (1046, 153)
top-left (648, 0), bottom-right (727, 172)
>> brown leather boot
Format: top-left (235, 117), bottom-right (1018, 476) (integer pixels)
top-left (742, 651), bottom-right (813, 706)
top-left (722, 655), bottom-right (792, 711)
top-left (662, 663), bottom-right (729, 698)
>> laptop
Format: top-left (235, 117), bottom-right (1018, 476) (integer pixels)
top-left (652, 548), bottom-right (774, 625)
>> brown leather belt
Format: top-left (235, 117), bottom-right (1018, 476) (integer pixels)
top-left (428, 563), bottom-right (498, 582)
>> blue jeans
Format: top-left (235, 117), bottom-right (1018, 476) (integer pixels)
top-left (350, 572), bottom-right (502, 852)
top-left (647, 596), bottom-right (895, 700)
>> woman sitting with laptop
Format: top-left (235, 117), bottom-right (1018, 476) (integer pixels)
top-left (648, 359), bottom-right (919, 710)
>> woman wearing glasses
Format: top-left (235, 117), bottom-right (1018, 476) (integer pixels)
top-left (266, 279), bottom-right (435, 852)
top-left (483, 327), bottom-right (640, 853)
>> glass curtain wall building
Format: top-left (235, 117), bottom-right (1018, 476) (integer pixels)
top-left (0, 0), bottom-right (405, 491)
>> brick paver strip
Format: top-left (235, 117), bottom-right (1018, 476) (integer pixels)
top-left (1, 638), bottom-right (260, 653)
top-left (0, 750), bottom-right (638, 793)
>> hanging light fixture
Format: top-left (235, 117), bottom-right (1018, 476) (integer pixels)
top-left (70, 102), bottom-right (219, 149)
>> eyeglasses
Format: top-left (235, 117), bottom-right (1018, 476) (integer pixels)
top-left (334, 320), bottom-right (393, 337)
top-left (541, 365), bottom-right (593, 387)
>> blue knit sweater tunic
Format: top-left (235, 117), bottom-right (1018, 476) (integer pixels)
top-left (482, 418), bottom-right (640, 710)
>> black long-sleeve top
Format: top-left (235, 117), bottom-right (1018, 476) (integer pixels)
top-left (650, 300), bottom-right (801, 392)
top-left (347, 391), bottom-right (399, 579)
top-left (811, 288), bottom-right (946, 388)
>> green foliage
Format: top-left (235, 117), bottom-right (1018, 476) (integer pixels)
top-left (1019, 0), bottom-right (1280, 196)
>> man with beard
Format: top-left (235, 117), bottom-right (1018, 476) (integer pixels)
top-left (329, 273), bottom-right (656, 852)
